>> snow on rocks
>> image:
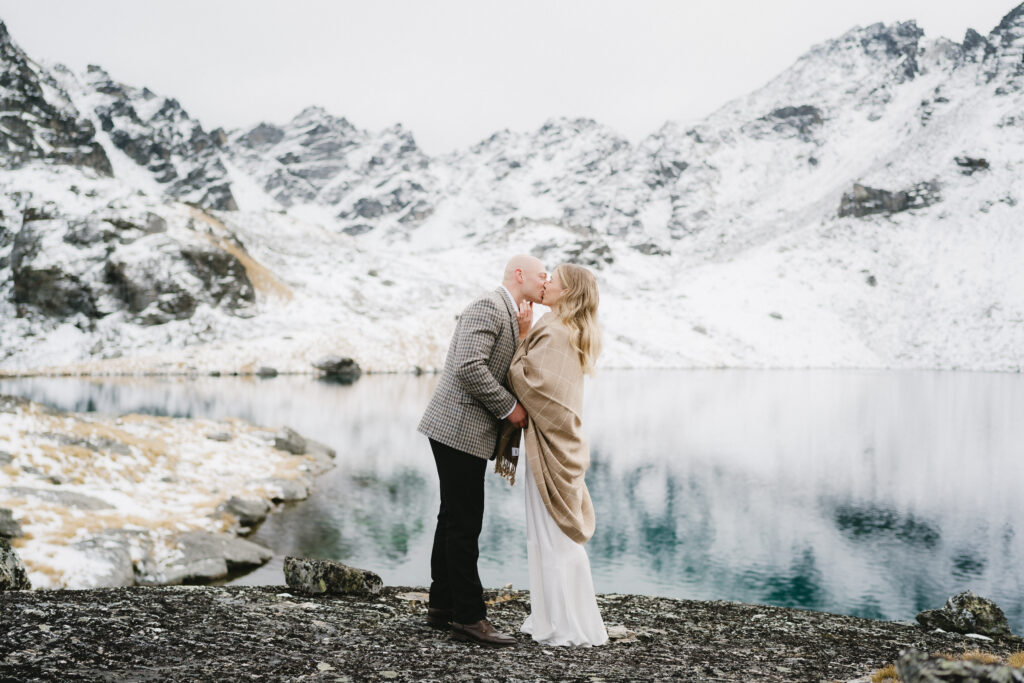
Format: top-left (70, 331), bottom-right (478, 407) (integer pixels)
top-left (0, 394), bottom-right (334, 588)
top-left (1, 10), bottom-right (1024, 375)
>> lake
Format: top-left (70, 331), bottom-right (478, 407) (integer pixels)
top-left (2, 369), bottom-right (1022, 632)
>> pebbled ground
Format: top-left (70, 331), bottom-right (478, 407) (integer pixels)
top-left (1, 585), bottom-right (1019, 682)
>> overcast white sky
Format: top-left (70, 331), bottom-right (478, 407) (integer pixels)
top-left (0, 1), bottom-right (1018, 153)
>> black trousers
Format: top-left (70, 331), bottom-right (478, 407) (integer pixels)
top-left (428, 438), bottom-right (487, 625)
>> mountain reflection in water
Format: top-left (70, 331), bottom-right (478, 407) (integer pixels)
top-left (2, 369), bottom-right (1021, 632)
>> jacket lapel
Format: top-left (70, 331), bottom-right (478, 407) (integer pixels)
top-left (495, 287), bottom-right (518, 345)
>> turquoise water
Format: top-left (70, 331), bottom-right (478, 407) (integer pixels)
top-left (3, 369), bottom-right (1022, 632)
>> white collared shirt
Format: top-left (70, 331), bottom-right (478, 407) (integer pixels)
top-left (498, 285), bottom-right (519, 420)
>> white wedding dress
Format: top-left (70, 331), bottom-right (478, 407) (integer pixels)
top-left (520, 452), bottom-right (609, 647)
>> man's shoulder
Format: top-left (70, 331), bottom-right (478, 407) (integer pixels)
top-left (462, 289), bottom-right (505, 315)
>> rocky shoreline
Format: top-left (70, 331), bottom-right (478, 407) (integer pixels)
top-left (1, 584), bottom-right (1022, 682)
top-left (0, 394), bottom-right (335, 589)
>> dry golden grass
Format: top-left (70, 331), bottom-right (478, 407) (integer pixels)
top-left (871, 664), bottom-right (899, 682)
top-left (68, 421), bottom-right (169, 465)
top-left (42, 515), bottom-right (108, 544)
top-left (959, 650), bottom-right (1002, 665)
top-left (1007, 652), bottom-right (1024, 668)
top-left (20, 557), bottom-right (65, 584)
top-left (38, 443), bottom-right (94, 462)
top-left (190, 207), bottom-right (293, 301)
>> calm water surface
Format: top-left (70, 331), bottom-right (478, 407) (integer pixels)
top-left (2, 370), bottom-right (1022, 631)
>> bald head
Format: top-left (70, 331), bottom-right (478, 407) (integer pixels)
top-left (502, 254), bottom-right (547, 304)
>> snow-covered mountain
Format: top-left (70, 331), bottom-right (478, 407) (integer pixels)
top-left (1, 7), bottom-right (1022, 374)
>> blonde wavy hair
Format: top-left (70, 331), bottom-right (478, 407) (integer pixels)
top-left (552, 263), bottom-right (602, 375)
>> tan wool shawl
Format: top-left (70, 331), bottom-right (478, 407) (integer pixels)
top-left (507, 313), bottom-right (595, 544)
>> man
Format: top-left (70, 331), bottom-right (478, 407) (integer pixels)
top-left (417, 254), bottom-right (547, 647)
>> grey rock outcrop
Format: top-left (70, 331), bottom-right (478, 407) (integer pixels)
top-left (3, 486), bottom-right (113, 510)
top-left (273, 427), bottom-right (306, 455)
top-left (839, 181), bottom-right (941, 218)
top-left (916, 591), bottom-right (1015, 639)
top-left (163, 531), bottom-right (272, 584)
top-left (312, 356), bottom-right (362, 382)
top-left (220, 496), bottom-right (271, 528)
top-left (10, 212), bottom-right (255, 324)
top-left (0, 537), bottom-right (31, 590)
top-left (283, 557), bottom-right (383, 597)
top-left (0, 508), bottom-right (23, 538)
top-left (745, 105), bottom-right (824, 142)
top-left (896, 648), bottom-right (1024, 683)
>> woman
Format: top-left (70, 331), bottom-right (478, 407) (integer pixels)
top-left (506, 263), bottom-right (608, 647)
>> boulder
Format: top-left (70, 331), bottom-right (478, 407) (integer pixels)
top-left (256, 366), bottom-right (278, 378)
top-left (274, 427), bottom-right (306, 455)
top-left (896, 648), bottom-right (1024, 683)
top-left (312, 356), bottom-right (362, 383)
top-left (73, 534), bottom-right (136, 588)
top-left (220, 496), bottom-right (272, 528)
top-left (916, 591), bottom-right (1014, 639)
top-left (163, 531), bottom-right (272, 584)
top-left (0, 538), bottom-right (31, 590)
top-left (839, 181), bottom-right (941, 218)
top-left (283, 557), bottom-right (383, 597)
top-left (954, 156), bottom-right (990, 175)
top-left (0, 508), bottom-right (23, 538)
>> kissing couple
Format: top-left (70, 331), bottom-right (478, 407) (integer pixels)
top-left (417, 254), bottom-right (608, 648)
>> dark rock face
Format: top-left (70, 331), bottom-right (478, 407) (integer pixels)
top-left (84, 66), bottom-right (237, 211)
top-left (839, 181), bottom-right (941, 218)
top-left (10, 219), bottom-right (101, 318)
top-left (283, 557), bottom-right (383, 597)
top-left (896, 648), bottom-right (1024, 683)
top-left (0, 24), bottom-right (112, 177)
top-left (916, 590), bottom-right (1015, 639)
top-left (9, 210), bottom-right (255, 324)
top-left (1, 586), bottom-right (1022, 681)
top-left (313, 355), bottom-right (362, 383)
top-left (859, 21), bottom-right (925, 81)
top-left (0, 538), bottom-right (30, 590)
top-left (747, 105), bottom-right (824, 142)
top-left (955, 156), bottom-right (990, 175)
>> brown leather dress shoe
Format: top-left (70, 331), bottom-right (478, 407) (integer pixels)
top-left (450, 619), bottom-right (516, 647)
top-left (426, 607), bottom-right (454, 629)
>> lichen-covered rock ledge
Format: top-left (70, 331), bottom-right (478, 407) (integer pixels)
top-left (2, 586), bottom-right (1021, 682)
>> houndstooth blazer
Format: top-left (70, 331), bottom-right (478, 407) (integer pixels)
top-left (418, 288), bottom-right (519, 460)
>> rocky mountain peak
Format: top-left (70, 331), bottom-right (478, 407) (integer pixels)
top-left (856, 21), bottom-right (924, 81)
top-left (0, 25), bottom-right (112, 177)
top-left (989, 2), bottom-right (1024, 73)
